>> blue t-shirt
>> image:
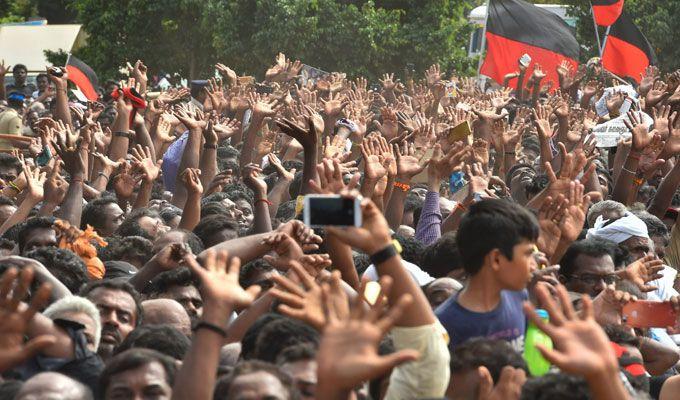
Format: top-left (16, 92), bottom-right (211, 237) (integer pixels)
top-left (435, 289), bottom-right (527, 352)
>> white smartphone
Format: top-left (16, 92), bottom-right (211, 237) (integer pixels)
top-left (519, 53), bottom-right (532, 68)
top-left (303, 195), bottom-right (362, 228)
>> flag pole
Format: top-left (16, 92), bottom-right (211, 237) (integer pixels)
top-left (601, 26), bottom-right (612, 53)
top-left (477, 0), bottom-right (491, 86)
top-left (591, 6), bottom-right (603, 56)
top-left (65, 52), bottom-right (71, 68)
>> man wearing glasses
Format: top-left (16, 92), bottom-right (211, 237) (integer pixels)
top-left (559, 237), bottom-right (618, 298)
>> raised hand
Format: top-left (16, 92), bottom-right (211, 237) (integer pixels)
top-left (0, 268), bottom-right (56, 373)
top-left (523, 285), bottom-right (620, 381)
top-left (316, 275), bottom-right (418, 393)
top-left (477, 366), bottom-right (526, 400)
top-left (310, 158), bottom-right (361, 195)
top-left (361, 138), bottom-right (389, 182)
top-left (624, 111), bottom-right (657, 153)
top-left (561, 181), bottom-right (591, 243)
top-left (131, 145), bottom-right (161, 183)
top-left (532, 104), bottom-right (553, 138)
top-left (619, 254), bottom-right (664, 292)
top-left (184, 250), bottom-right (260, 315)
top-left (380, 73), bottom-right (398, 91)
top-left (267, 153), bottom-right (295, 182)
top-left (536, 195), bottom-right (568, 257)
top-left (241, 163), bottom-right (267, 197)
top-left (23, 165), bottom-right (47, 204)
top-left (181, 168), bottom-right (203, 196)
top-left (393, 141), bottom-right (428, 182)
top-left (262, 232), bottom-right (305, 270)
top-left (0, 60), bottom-right (11, 76)
top-left (276, 116), bottom-right (319, 150)
top-left (325, 193), bottom-right (392, 254)
top-left (270, 261), bottom-right (329, 330)
top-left (321, 92), bottom-right (349, 118)
top-left (425, 64), bottom-right (442, 87)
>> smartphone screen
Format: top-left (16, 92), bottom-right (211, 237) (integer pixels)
top-left (304, 195), bottom-right (361, 228)
top-left (622, 301), bottom-right (679, 328)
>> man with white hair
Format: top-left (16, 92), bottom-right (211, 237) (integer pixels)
top-left (14, 372), bottom-right (93, 400)
top-left (43, 296), bottom-right (102, 353)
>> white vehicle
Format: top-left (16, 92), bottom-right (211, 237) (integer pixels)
top-left (467, 3), bottom-right (576, 57)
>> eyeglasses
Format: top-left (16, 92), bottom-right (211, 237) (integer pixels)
top-left (572, 273), bottom-right (619, 285)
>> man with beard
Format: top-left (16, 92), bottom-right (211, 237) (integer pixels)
top-left (80, 280), bottom-right (143, 361)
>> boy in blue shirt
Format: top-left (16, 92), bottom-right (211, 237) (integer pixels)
top-left (436, 199), bottom-right (539, 352)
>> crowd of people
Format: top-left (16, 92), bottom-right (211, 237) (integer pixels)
top-left (0, 49), bottom-right (679, 400)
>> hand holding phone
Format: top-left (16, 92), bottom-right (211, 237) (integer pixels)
top-left (303, 195), bottom-right (362, 228)
top-left (622, 300), bottom-right (680, 329)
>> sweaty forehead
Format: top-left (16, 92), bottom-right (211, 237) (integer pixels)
top-left (89, 287), bottom-right (136, 313)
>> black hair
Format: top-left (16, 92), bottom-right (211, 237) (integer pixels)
top-left (224, 184), bottom-right (254, 207)
top-left (0, 238), bottom-right (15, 252)
top-left (193, 214), bottom-right (239, 248)
top-left (201, 202), bottom-right (229, 218)
top-left (13, 63), bottom-right (27, 73)
top-left (505, 163), bottom-right (536, 184)
top-left (17, 216), bottom-right (55, 252)
top-left (213, 360), bottom-right (300, 400)
top-left (275, 200), bottom-right (297, 222)
top-left (353, 251), bottom-right (372, 276)
top-left (457, 199), bottom-right (539, 275)
top-left (289, 171), bottom-right (303, 199)
top-left (520, 373), bottom-right (591, 400)
top-left (0, 195), bottom-right (16, 207)
top-left (80, 279), bottom-right (143, 326)
top-left (115, 208), bottom-right (161, 240)
top-left (217, 159), bottom-right (240, 178)
top-left (201, 192), bottom-right (231, 207)
top-left (36, 72), bottom-right (49, 81)
top-left (525, 174), bottom-right (549, 197)
top-left (239, 258), bottom-right (275, 290)
top-left (558, 238), bottom-right (617, 278)
top-left (217, 145), bottom-right (240, 161)
top-left (0, 153), bottom-right (22, 175)
top-left (634, 211), bottom-right (669, 243)
top-left (275, 343), bottom-right (317, 365)
top-left (604, 324), bottom-right (640, 348)
top-left (25, 247), bottom-right (89, 293)
top-left (99, 348), bottom-right (177, 398)
top-left (450, 337), bottom-right (527, 383)
top-left (165, 229), bottom-right (204, 255)
top-left (241, 313), bottom-right (283, 360)
top-left (253, 317), bottom-right (319, 363)
top-left (97, 235), bottom-right (153, 267)
top-left (393, 233), bottom-right (424, 265)
top-left (143, 267), bottom-right (198, 297)
top-left (1, 223), bottom-right (22, 245)
top-left (0, 380), bottom-right (22, 400)
top-left (420, 232), bottom-right (462, 278)
top-left (114, 324), bottom-right (190, 360)
top-left (403, 193), bottom-right (423, 213)
top-left (80, 196), bottom-right (118, 231)
top-left (159, 207), bottom-right (183, 226)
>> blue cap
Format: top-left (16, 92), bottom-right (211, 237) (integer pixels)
top-left (7, 91), bottom-right (25, 102)
top-left (536, 309), bottom-right (549, 320)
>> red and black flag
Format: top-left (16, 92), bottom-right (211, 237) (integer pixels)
top-left (602, 13), bottom-right (656, 84)
top-left (592, 0), bottom-right (624, 27)
top-left (65, 55), bottom-right (99, 101)
top-left (480, 0), bottom-right (579, 89)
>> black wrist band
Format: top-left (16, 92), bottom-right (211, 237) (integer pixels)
top-left (114, 131), bottom-right (132, 139)
top-left (192, 320), bottom-right (227, 338)
top-left (370, 243), bottom-right (398, 265)
top-left (204, 143), bottom-right (218, 149)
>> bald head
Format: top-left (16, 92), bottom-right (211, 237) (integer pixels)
top-left (142, 298), bottom-right (191, 337)
top-left (15, 372), bottom-right (92, 400)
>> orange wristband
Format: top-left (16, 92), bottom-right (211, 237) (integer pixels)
top-left (393, 181), bottom-right (410, 192)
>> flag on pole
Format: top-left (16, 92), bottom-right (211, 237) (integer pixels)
top-left (592, 0), bottom-right (624, 27)
top-left (65, 54), bottom-right (99, 101)
top-left (602, 13), bottom-right (656, 84)
top-left (480, 0), bottom-right (579, 89)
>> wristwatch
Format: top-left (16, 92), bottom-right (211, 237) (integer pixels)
top-left (370, 240), bottom-right (402, 265)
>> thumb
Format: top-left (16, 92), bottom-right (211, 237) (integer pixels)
top-left (374, 349), bottom-right (419, 374)
top-left (476, 366), bottom-right (494, 400)
top-left (21, 335), bottom-right (57, 359)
